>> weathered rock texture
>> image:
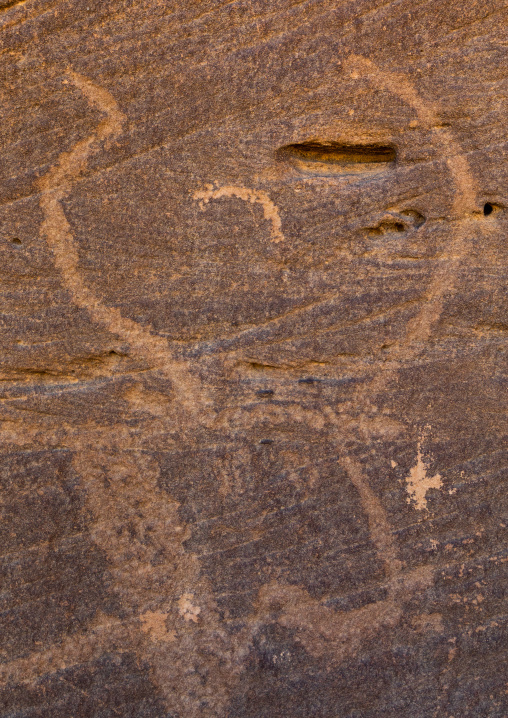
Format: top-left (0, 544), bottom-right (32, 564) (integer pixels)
top-left (0, 1), bottom-right (507, 716)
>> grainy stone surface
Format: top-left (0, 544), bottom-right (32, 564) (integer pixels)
top-left (0, 1), bottom-right (507, 716)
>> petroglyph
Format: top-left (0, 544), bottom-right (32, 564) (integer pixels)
top-left (38, 72), bottom-right (206, 417)
top-left (193, 184), bottom-right (285, 243)
top-left (339, 454), bottom-right (402, 578)
top-left (15, 52), bottom-right (479, 715)
top-left (70, 429), bottom-right (243, 718)
top-left (0, 614), bottom-right (132, 686)
top-left (335, 56), bottom-right (475, 583)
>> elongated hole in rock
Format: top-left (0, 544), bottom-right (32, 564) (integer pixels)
top-left (277, 141), bottom-right (396, 164)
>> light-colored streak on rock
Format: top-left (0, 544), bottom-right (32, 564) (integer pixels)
top-left (71, 433), bottom-right (243, 718)
top-left (0, 615), bottom-right (132, 686)
top-left (345, 54), bottom-right (477, 355)
top-left (255, 565), bottom-right (434, 664)
top-left (38, 72), bottom-right (206, 417)
top-left (339, 454), bottom-right (402, 578)
top-left (193, 184), bottom-right (285, 243)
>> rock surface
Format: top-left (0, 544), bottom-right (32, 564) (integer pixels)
top-left (0, 1), bottom-right (507, 716)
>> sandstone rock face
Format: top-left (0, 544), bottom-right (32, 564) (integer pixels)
top-left (0, 1), bottom-right (507, 716)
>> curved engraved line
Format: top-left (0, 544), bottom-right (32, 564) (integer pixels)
top-left (34, 71), bottom-right (224, 712)
top-left (193, 184), bottom-right (285, 243)
top-left (335, 56), bottom-right (477, 568)
top-left (188, 69), bottom-right (476, 358)
top-left (0, 616), bottom-right (133, 685)
top-left (255, 562), bottom-right (433, 664)
top-left (192, 57), bottom-right (477, 648)
top-left (346, 55), bottom-right (476, 352)
top-left (333, 58), bottom-right (477, 576)
top-left (339, 454), bottom-right (402, 578)
top-left (38, 71), bottom-right (205, 416)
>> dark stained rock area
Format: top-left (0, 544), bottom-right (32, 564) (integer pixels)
top-left (0, 1), bottom-right (507, 716)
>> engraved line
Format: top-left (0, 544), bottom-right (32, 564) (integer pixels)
top-left (37, 72), bottom-right (206, 417)
top-left (345, 54), bottom-right (477, 353)
top-left (328, 56), bottom-right (477, 602)
top-left (339, 454), bottom-right (402, 578)
top-left (193, 184), bottom-right (285, 243)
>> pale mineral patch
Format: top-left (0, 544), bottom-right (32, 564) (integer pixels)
top-left (139, 611), bottom-right (176, 643)
top-left (178, 593), bottom-right (201, 623)
top-left (405, 442), bottom-right (443, 510)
